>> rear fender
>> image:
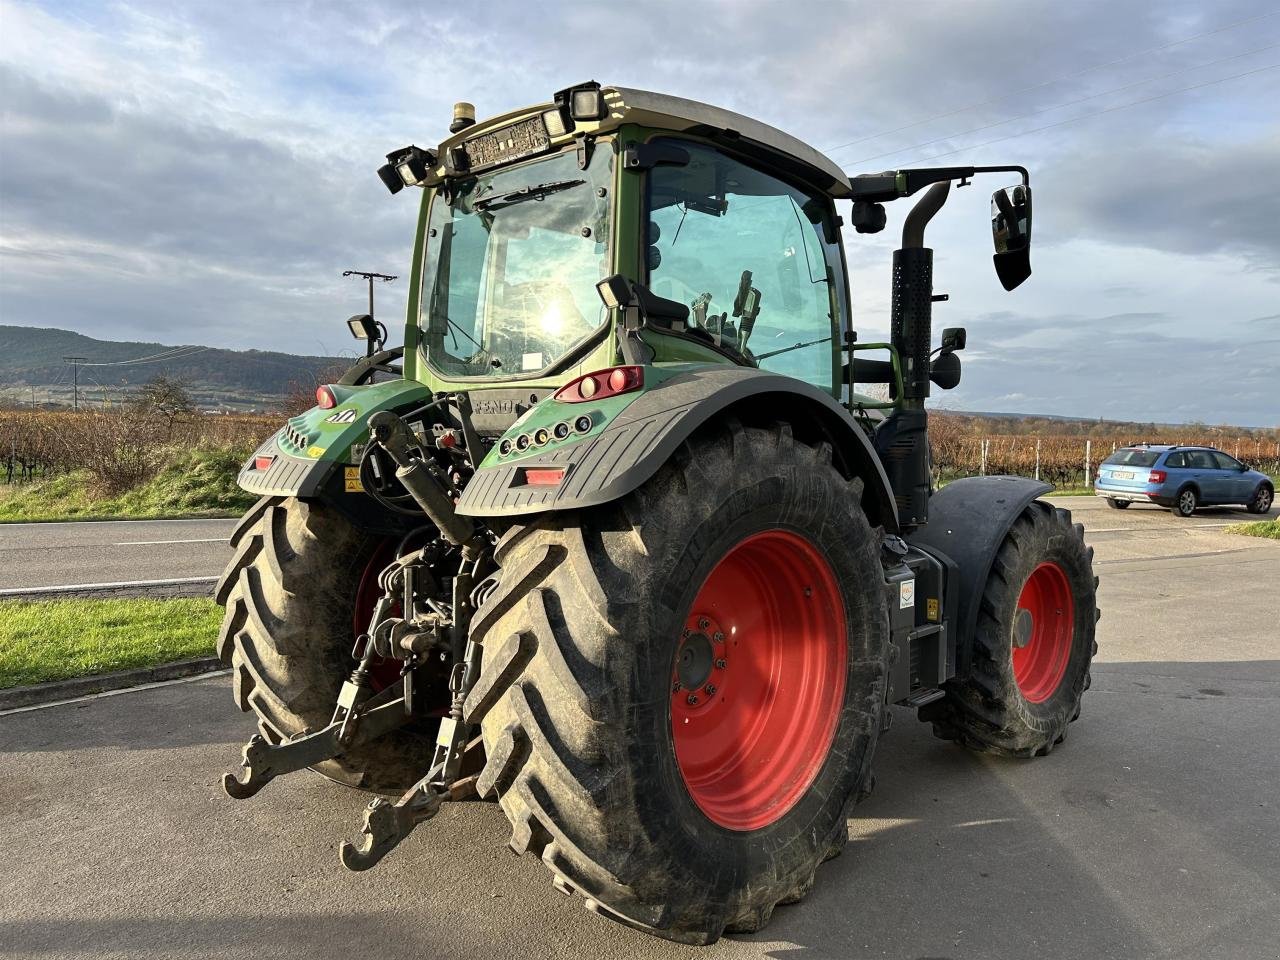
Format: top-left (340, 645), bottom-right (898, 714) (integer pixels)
top-left (237, 378), bottom-right (430, 499)
top-left (907, 476), bottom-right (1052, 677)
top-left (454, 364), bottom-right (899, 533)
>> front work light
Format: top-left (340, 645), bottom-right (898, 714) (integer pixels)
top-left (595, 274), bottom-right (632, 310)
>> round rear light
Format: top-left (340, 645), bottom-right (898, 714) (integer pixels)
top-left (608, 368), bottom-right (628, 392)
top-left (579, 376), bottom-right (598, 399)
top-left (315, 386), bottom-right (337, 409)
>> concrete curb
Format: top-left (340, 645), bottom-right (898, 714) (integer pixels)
top-left (0, 657), bottom-right (224, 711)
top-left (0, 577), bottom-right (218, 601)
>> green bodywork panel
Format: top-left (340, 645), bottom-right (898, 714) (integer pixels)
top-left (479, 363), bottom-right (694, 469)
top-left (278, 378), bottom-right (430, 463)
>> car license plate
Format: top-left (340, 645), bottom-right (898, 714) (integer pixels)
top-left (1113, 471), bottom-right (1133, 479)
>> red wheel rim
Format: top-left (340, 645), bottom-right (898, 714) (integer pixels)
top-left (671, 530), bottom-right (846, 832)
top-left (353, 540), bottom-right (402, 693)
top-left (1011, 561), bottom-right (1074, 703)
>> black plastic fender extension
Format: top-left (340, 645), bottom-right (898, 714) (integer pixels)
top-left (906, 475), bottom-right (1052, 678)
top-left (454, 366), bottom-right (900, 533)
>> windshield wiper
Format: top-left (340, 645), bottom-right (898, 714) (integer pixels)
top-left (754, 336), bottom-right (832, 361)
top-left (472, 178), bottom-right (586, 211)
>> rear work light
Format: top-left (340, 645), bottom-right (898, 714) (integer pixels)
top-left (1148, 469), bottom-right (1167, 484)
top-left (316, 385), bottom-right (338, 409)
top-left (553, 366), bottom-right (644, 404)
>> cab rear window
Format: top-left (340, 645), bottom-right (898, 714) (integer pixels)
top-left (1104, 449), bottom-right (1160, 467)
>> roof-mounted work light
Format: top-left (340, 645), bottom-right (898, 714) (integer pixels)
top-left (554, 81), bottom-right (606, 123)
top-left (376, 145), bottom-right (437, 195)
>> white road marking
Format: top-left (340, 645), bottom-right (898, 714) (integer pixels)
top-left (1085, 522), bottom-right (1247, 533)
top-left (0, 669), bottom-right (231, 717)
top-left (112, 538), bottom-right (226, 546)
top-left (0, 576), bottom-right (218, 596)
top-left (0, 517), bottom-right (236, 527)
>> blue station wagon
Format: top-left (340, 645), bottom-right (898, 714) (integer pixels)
top-left (1095, 445), bottom-right (1274, 517)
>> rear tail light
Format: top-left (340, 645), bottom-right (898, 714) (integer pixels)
top-left (553, 366), bottom-right (644, 403)
top-left (254, 455), bottom-right (276, 471)
top-left (1148, 469), bottom-right (1167, 484)
top-left (524, 467), bottom-right (566, 486)
top-left (316, 385), bottom-right (337, 409)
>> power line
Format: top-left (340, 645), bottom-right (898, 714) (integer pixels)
top-left (822, 9), bottom-right (1280, 158)
top-left (63, 356), bottom-right (86, 411)
top-left (845, 41), bottom-right (1280, 167)
top-left (80, 345), bottom-right (209, 366)
top-left (895, 61), bottom-right (1280, 165)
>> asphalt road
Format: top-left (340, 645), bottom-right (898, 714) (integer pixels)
top-left (0, 518), bottom-right (237, 591)
top-left (2, 497), bottom-right (1278, 960)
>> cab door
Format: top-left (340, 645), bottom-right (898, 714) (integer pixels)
top-left (1211, 452), bottom-right (1253, 503)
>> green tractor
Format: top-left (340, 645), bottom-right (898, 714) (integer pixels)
top-left (218, 82), bottom-right (1097, 944)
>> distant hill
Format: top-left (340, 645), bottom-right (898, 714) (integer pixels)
top-left (0, 326), bottom-right (351, 411)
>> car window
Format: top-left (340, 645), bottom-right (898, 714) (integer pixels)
top-left (1212, 452), bottom-right (1243, 471)
top-left (1164, 452), bottom-right (1186, 468)
top-left (1104, 449), bottom-right (1160, 467)
top-left (1186, 451), bottom-right (1216, 469)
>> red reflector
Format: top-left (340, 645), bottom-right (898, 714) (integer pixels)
top-left (1148, 470), bottom-right (1167, 484)
top-left (525, 468), bottom-right (566, 486)
top-left (553, 366), bottom-right (644, 403)
top-left (254, 455), bottom-right (276, 471)
top-left (316, 385), bottom-right (337, 409)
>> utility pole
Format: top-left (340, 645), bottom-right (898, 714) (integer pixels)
top-left (63, 357), bottom-right (87, 412)
top-left (342, 270), bottom-right (397, 322)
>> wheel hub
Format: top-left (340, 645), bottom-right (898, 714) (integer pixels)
top-left (670, 530), bottom-right (846, 831)
top-left (1011, 561), bottom-right (1075, 703)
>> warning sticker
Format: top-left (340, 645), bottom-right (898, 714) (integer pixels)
top-left (927, 597), bottom-right (939, 622)
top-left (521, 352), bottom-right (544, 371)
top-left (344, 466), bottom-right (363, 493)
top-left (899, 578), bottom-right (915, 610)
top-left (306, 445), bottom-right (325, 459)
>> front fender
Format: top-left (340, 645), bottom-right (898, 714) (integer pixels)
top-left (237, 378), bottom-right (429, 499)
top-left (907, 476), bottom-right (1052, 674)
top-left (455, 364), bottom-right (898, 532)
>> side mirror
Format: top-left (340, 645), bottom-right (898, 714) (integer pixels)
top-left (991, 184), bottom-right (1032, 291)
top-left (929, 351), bottom-right (962, 390)
top-left (940, 327), bottom-right (967, 352)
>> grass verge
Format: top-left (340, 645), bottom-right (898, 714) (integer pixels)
top-left (0, 447), bottom-right (254, 522)
top-left (0, 597), bottom-right (220, 689)
top-left (1223, 519), bottom-right (1280, 540)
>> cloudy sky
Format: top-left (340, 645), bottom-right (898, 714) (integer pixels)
top-left (1, 0), bottom-right (1277, 425)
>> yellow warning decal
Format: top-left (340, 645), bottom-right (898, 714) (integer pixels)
top-left (344, 466), bottom-right (363, 493)
top-left (927, 597), bottom-right (939, 622)
top-left (306, 445), bottom-right (325, 459)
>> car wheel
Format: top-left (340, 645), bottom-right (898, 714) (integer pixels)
top-left (1175, 487), bottom-right (1198, 518)
top-left (1105, 498), bottom-right (1130, 510)
top-left (1247, 484), bottom-right (1274, 515)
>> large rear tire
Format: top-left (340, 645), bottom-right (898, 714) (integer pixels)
top-left (463, 422), bottom-right (890, 943)
top-left (919, 500), bottom-right (1098, 757)
top-left (215, 496), bottom-right (434, 792)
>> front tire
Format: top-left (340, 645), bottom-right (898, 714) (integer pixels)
top-left (214, 496), bottom-right (434, 791)
top-left (920, 500), bottom-right (1098, 757)
top-left (463, 422), bottom-right (889, 943)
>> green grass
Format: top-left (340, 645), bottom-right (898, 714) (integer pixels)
top-left (1224, 519), bottom-right (1280, 540)
top-left (0, 597), bottom-right (221, 689)
top-left (0, 447), bottom-right (255, 522)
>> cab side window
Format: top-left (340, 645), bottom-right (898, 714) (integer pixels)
top-left (1186, 451), bottom-right (1216, 469)
top-left (645, 140), bottom-right (845, 393)
top-left (1212, 452), bottom-right (1243, 470)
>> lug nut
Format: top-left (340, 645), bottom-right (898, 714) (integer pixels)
top-left (681, 627), bottom-right (690, 638)
top-left (715, 658), bottom-right (726, 669)
top-left (713, 631), bottom-right (724, 642)
top-left (686, 694), bottom-right (699, 706)
top-left (704, 684), bottom-right (716, 695)
top-left (672, 681), bottom-right (682, 692)
top-left (698, 617), bottom-right (710, 630)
